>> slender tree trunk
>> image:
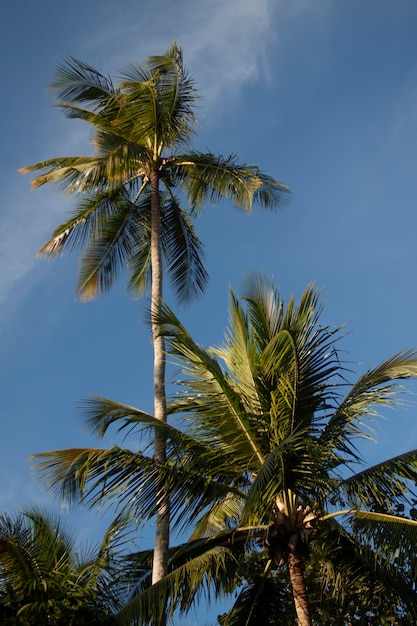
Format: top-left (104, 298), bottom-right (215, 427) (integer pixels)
top-left (150, 171), bottom-right (170, 624)
top-left (288, 552), bottom-right (311, 626)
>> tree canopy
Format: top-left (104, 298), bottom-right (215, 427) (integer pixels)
top-left (31, 275), bottom-right (417, 624)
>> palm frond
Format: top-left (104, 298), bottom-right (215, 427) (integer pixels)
top-left (219, 574), bottom-right (291, 626)
top-left (37, 186), bottom-right (128, 258)
top-left (320, 350), bottom-right (417, 460)
top-left (118, 43), bottom-right (197, 149)
top-left (159, 302), bottom-right (265, 468)
top-left (351, 509), bottom-right (417, 552)
top-left (336, 449), bottom-right (417, 510)
top-left (75, 190), bottom-right (145, 300)
top-left (20, 155), bottom-right (107, 192)
top-left (160, 192), bottom-right (208, 303)
top-left (31, 447), bottom-right (159, 512)
top-left (190, 491), bottom-right (246, 539)
top-left (119, 530), bottom-right (250, 625)
top-left (213, 290), bottom-right (263, 416)
top-left (80, 395), bottom-right (221, 464)
top-left (174, 152), bottom-right (290, 214)
top-left (240, 429), bottom-right (314, 527)
top-left (50, 57), bottom-right (116, 108)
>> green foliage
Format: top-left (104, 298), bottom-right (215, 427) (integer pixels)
top-left (0, 509), bottom-right (129, 625)
top-left (21, 45), bottom-right (290, 304)
top-left (31, 275), bottom-right (417, 623)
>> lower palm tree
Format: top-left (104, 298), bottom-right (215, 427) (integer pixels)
top-left (0, 508), bottom-right (129, 625)
top-left (32, 275), bottom-right (417, 624)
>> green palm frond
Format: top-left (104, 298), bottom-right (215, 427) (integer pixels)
top-left (312, 516), bottom-right (417, 620)
top-left (158, 304), bottom-right (265, 467)
top-left (118, 43), bottom-right (197, 149)
top-left (31, 443), bottom-right (244, 533)
top-left (119, 546), bottom-right (233, 625)
top-left (351, 509), bottom-right (417, 553)
top-left (119, 529), bottom-right (249, 625)
top-left (219, 574), bottom-right (292, 626)
top-left (190, 491), bottom-right (246, 539)
top-left (214, 290), bottom-right (263, 416)
top-left (92, 128), bottom-right (152, 178)
top-left (0, 508), bottom-right (123, 623)
top-left (49, 57), bottom-right (116, 108)
top-left (319, 350), bottom-right (417, 461)
top-left (160, 193), bottom-right (208, 303)
top-left (20, 155), bottom-right (107, 192)
top-left (31, 447), bottom-right (164, 515)
top-left (336, 449), bottom-right (417, 509)
top-left (76, 190), bottom-right (148, 300)
top-left (174, 152), bottom-right (290, 214)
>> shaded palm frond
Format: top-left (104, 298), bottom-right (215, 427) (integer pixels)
top-left (75, 190), bottom-right (147, 300)
top-left (30, 447), bottom-right (165, 516)
top-left (160, 192), bottom-right (208, 303)
top-left (119, 529), bottom-right (251, 625)
top-left (80, 395), bottom-right (222, 465)
top-left (190, 491), bottom-right (247, 539)
top-left (50, 57), bottom-right (116, 108)
top-left (311, 516), bottom-right (417, 621)
top-left (91, 128), bottom-right (152, 178)
top-left (37, 185), bottom-right (129, 258)
top-left (219, 575), bottom-right (291, 626)
top-left (0, 508), bottom-right (123, 624)
top-left (31, 444), bottom-right (246, 535)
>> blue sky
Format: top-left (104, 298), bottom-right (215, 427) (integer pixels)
top-left (2, 0), bottom-right (417, 620)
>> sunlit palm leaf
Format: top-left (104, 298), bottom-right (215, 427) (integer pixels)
top-left (336, 449), bottom-right (417, 510)
top-left (174, 152), bottom-right (290, 214)
top-left (319, 350), bottom-right (417, 461)
top-left (20, 155), bottom-right (107, 192)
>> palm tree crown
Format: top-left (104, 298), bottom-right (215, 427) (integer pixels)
top-left (20, 43), bottom-right (289, 303)
top-left (32, 275), bottom-right (417, 624)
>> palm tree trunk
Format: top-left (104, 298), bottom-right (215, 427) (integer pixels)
top-left (150, 172), bottom-right (170, 603)
top-left (288, 552), bottom-right (311, 626)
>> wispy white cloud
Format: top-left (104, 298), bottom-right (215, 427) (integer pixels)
top-left (83, 0), bottom-right (279, 106)
top-left (0, 122), bottom-right (91, 325)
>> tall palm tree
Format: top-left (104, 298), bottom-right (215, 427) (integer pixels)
top-left (21, 44), bottom-right (290, 593)
top-left (0, 508), bottom-right (128, 625)
top-left (32, 275), bottom-right (417, 624)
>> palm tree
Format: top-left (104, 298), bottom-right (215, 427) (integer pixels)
top-left (0, 508), bottom-right (128, 625)
top-left (32, 275), bottom-right (417, 624)
top-left (20, 44), bottom-right (290, 592)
